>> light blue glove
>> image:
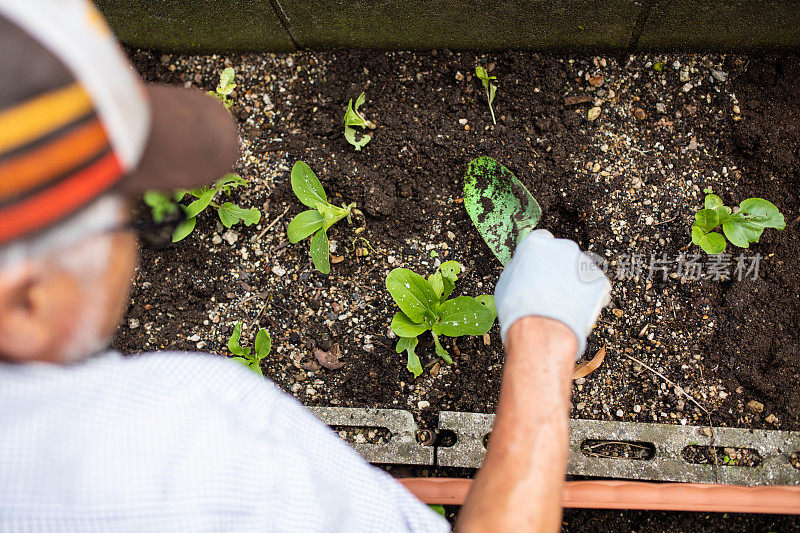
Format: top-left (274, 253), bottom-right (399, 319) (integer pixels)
top-left (494, 229), bottom-right (611, 358)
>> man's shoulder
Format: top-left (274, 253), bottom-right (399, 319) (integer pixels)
top-left (90, 350), bottom-right (283, 403)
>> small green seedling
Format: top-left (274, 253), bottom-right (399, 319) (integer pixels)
top-left (691, 193), bottom-right (785, 254)
top-left (208, 67), bottom-right (236, 109)
top-left (387, 261), bottom-right (497, 377)
top-left (429, 505), bottom-right (446, 517)
top-left (227, 321), bottom-right (271, 376)
top-left (475, 66), bottom-right (497, 125)
top-left (144, 173), bottom-right (261, 242)
top-left (343, 92), bottom-right (375, 151)
top-left (287, 161), bottom-right (356, 274)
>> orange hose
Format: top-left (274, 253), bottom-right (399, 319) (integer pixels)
top-left (400, 478), bottom-right (800, 515)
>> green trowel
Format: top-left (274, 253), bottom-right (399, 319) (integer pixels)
top-left (463, 157), bottom-right (542, 265)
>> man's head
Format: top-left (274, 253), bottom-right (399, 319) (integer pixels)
top-left (0, 1), bottom-right (239, 364)
top-left (0, 195), bottom-right (136, 364)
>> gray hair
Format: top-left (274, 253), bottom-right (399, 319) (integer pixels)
top-left (0, 195), bottom-right (126, 362)
top-left (0, 194), bottom-right (124, 277)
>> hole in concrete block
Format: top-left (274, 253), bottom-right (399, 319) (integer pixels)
top-left (330, 425), bottom-right (391, 445)
top-left (580, 439), bottom-right (656, 460)
top-left (436, 429), bottom-right (457, 447)
top-left (682, 445), bottom-right (763, 467)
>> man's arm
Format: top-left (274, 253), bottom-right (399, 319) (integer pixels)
top-left (456, 230), bottom-right (611, 533)
top-left (456, 317), bottom-right (576, 532)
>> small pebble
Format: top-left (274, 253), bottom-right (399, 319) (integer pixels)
top-left (587, 107), bottom-right (602, 121)
top-left (418, 400), bottom-right (430, 409)
top-left (682, 83), bottom-right (693, 92)
top-left (746, 400), bottom-right (764, 413)
top-left (272, 265), bottom-right (286, 276)
top-left (458, 118), bottom-right (468, 125)
top-left (128, 318), bottom-right (140, 329)
top-left (634, 108), bottom-right (646, 120)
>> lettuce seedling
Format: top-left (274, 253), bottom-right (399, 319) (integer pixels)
top-left (227, 321), bottom-right (271, 376)
top-left (343, 92), bottom-right (375, 151)
top-left (287, 161), bottom-right (355, 274)
top-left (387, 261), bottom-right (497, 377)
top-left (475, 66), bottom-right (497, 125)
top-left (208, 67), bottom-right (236, 109)
top-left (145, 173), bottom-right (261, 242)
top-left (691, 193), bottom-right (786, 254)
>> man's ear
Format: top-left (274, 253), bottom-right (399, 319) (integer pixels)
top-left (0, 267), bottom-right (81, 363)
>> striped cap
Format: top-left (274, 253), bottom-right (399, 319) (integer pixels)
top-left (0, 0), bottom-right (239, 246)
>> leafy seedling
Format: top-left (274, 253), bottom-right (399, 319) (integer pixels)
top-left (343, 92), bottom-right (376, 151)
top-left (475, 66), bottom-right (497, 125)
top-left (691, 193), bottom-right (785, 254)
top-left (387, 261), bottom-right (497, 377)
top-left (145, 173), bottom-right (261, 242)
top-left (208, 67), bottom-right (236, 109)
top-left (227, 321), bottom-right (272, 376)
top-left (464, 157), bottom-right (541, 265)
top-left (287, 161), bottom-right (356, 274)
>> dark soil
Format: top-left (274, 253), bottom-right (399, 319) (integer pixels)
top-left (116, 50), bottom-right (800, 431)
top-left (710, 55), bottom-right (800, 425)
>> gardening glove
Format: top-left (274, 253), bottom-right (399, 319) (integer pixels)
top-left (494, 229), bottom-right (611, 358)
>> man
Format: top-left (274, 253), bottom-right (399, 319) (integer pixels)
top-left (0, 1), bottom-right (610, 531)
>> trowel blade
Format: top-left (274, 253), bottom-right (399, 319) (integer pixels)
top-left (463, 157), bottom-right (541, 265)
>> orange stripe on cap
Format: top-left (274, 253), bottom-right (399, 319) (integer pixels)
top-left (0, 151), bottom-right (122, 244)
top-left (0, 120), bottom-right (108, 200)
top-left (0, 84), bottom-right (93, 154)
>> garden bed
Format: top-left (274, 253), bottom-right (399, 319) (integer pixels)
top-left (113, 50), bottom-right (800, 436)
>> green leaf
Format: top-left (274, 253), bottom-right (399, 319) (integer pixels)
top-left (143, 191), bottom-right (179, 224)
top-left (310, 229), bottom-right (331, 274)
top-left (217, 67), bottom-right (236, 95)
top-left (439, 261), bottom-right (461, 281)
top-left (428, 271), bottom-right (444, 300)
top-left (391, 311), bottom-right (430, 338)
top-left (218, 202), bottom-right (261, 228)
top-left (429, 505), bottom-right (446, 517)
top-left (184, 189), bottom-right (215, 219)
top-left (396, 337), bottom-right (422, 378)
top-left (431, 332), bottom-right (453, 364)
top-left (287, 210), bottom-right (324, 243)
top-left (475, 294), bottom-right (497, 322)
top-left (464, 157), bottom-right (541, 265)
top-left (385, 268), bottom-right (439, 323)
top-left (705, 194), bottom-right (724, 210)
top-left (438, 261), bottom-right (460, 300)
top-left (694, 208), bottom-right (720, 233)
top-left (317, 203), bottom-right (351, 231)
top-left (227, 322), bottom-right (250, 357)
top-left (172, 216), bottom-right (196, 242)
top-left (692, 227), bottom-right (727, 254)
top-left (722, 220), bottom-right (760, 248)
top-left (738, 198), bottom-right (786, 230)
top-left (291, 161), bottom-right (328, 208)
top-left (344, 126), bottom-right (371, 150)
top-left (344, 92), bottom-right (368, 127)
top-left (433, 296), bottom-right (494, 337)
top-left (214, 173), bottom-right (247, 193)
top-left (488, 82), bottom-right (496, 105)
top-left (254, 329), bottom-right (272, 359)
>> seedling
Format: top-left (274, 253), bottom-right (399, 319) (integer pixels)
top-left (208, 67), bottom-right (236, 109)
top-left (227, 321), bottom-right (271, 376)
top-left (691, 193), bottom-right (785, 254)
top-left (343, 92), bottom-right (375, 151)
top-left (475, 66), bottom-right (497, 125)
top-left (287, 161), bottom-right (355, 273)
top-left (144, 173), bottom-right (261, 242)
top-left (386, 261), bottom-right (497, 377)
